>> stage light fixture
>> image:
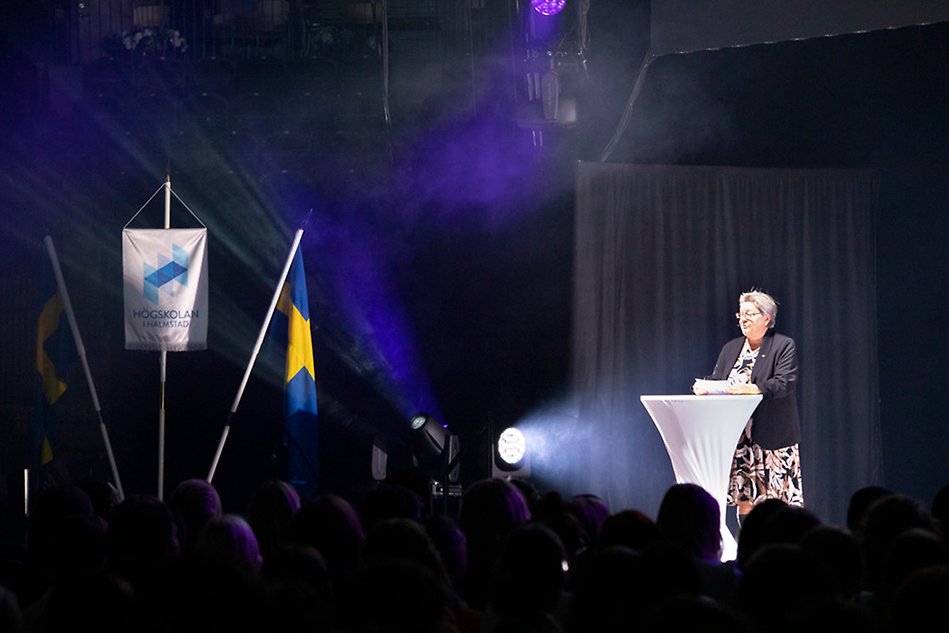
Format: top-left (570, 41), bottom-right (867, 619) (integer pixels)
top-left (410, 413), bottom-right (433, 432)
top-left (531, 0), bottom-right (567, 17)
top-left (409, 413), bottom-right (460, 483)
top-left (493, 426), bottom-right (530, 479)
top-left (410, 413), bottom-right (446, 457)
top-left (371, 436), bottom-right (388, 482)
top-left (497, 427), bottom-right (526, 466)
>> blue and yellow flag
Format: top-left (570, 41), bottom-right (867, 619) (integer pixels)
top-left (275, 247), bottom-right (318, 498)
top-left (35, 258), bottom-right (71, 472)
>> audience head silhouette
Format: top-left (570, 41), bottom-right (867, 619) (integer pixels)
top-left (286, 493), bottom-right (365, 593)
top-left (170, 478), bottom-right (223, 554)
top-left (106, 493), bottom-right (179, 590)
top-left (847, 485), bottom-right (892, 537)
top-left (656, 482), bottom-right (722, 561)
top-left (360, 482), bottom-right (424, 531)
top-left (598, 508), bottom-right (663, 553)
top-left (491, 522), bottom-right (567, 622)
top-left (195, 513), bottom-right (263, 574)
top-left (735, 497), bottom-right (787, 570)
top-left (457, 477), bottom-right (531, 610)
top-left (735, 542), bottom-right (837, 626)
top-left (246, 479), bottom-right (301, 562)
top-left (931, 482), bottom-right (949, 536)
top-left (860, 493), bottom-right (937, 593)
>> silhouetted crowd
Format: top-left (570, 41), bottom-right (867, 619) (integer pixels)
top-left (1, 470), bottom-right (947, 633)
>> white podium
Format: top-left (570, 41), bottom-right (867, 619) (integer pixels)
top-left (640, 394), bottom-right (762, 561)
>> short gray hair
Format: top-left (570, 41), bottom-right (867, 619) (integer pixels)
top-left (739, 289), bottom-right (778, 329)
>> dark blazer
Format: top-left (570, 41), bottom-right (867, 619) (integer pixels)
top-left (708, 330), bottom-right (800, 449)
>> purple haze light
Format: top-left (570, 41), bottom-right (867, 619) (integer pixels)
top-left (531, 0), bottom-right (566, 16)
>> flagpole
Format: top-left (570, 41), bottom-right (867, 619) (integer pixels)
top-left (207, 228), bottom-right (304, 483)
top-left (158, 175), bottom-right (171, 500)
top-left (43, 235), bottom-right (125, 501)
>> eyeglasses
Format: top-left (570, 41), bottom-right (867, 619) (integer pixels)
top-left (735, 311), bottom-right (762, 320)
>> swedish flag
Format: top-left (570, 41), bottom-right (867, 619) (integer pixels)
top-left (275, 247), bottom-right (318, 497)
top-left (35, 259), bottom-right (71, 471)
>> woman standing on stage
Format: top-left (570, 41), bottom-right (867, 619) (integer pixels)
top-left (693, 289), bottom-right (804, 523)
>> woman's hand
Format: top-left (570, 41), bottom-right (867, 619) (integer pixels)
top-left (726, 383), bottom-right (761, 395)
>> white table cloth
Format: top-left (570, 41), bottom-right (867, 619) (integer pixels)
top-left (640, 394), bottom-right (762, 561)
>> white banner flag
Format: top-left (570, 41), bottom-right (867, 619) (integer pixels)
top-left (123, 228), bottom-right (209, 351)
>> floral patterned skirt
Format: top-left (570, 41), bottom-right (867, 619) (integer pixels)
top-left (727, 419), bottom-right (804, 507)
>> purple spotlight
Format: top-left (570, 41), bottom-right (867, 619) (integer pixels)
top-left (531, 0), bottom-right (566, 16)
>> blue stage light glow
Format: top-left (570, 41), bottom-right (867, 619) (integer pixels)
top-left (531, 0), bottom-right (567, 17)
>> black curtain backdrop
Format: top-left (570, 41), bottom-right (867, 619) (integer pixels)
top-left (572, 161), bottom-right (883, 524)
